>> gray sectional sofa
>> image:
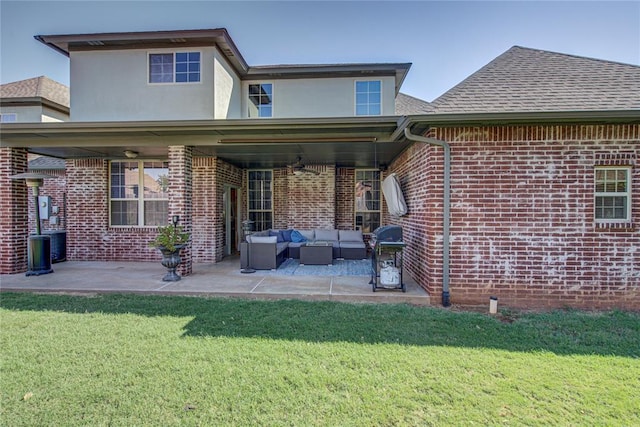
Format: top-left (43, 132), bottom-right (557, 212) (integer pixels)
top-left (240, 229), bottom-right (367, 270)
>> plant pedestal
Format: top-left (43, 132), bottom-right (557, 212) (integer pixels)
top-left (159, 244), bottom-right (185, 282)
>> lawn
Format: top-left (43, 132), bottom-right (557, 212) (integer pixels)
top-left (1, 293), bottom-right (638, 426)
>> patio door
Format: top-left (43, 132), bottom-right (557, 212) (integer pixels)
top-left (223, 185), bottom-right (240, 256)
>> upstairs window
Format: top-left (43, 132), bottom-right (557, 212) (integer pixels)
top-left (355, 170), bottom-right (381, 233)
top-left (149, 52), bottom-right (200, 83)
top-left (248, 83), bottom-right (273, 118)
top-left (595, 167), bottom-right (632, 223)
top-left (110, 161), bottom-right (169, 226)
top-left (0, 113), bottom-right (17, 122)
top-left (355, 80), bottom-right (381, 116)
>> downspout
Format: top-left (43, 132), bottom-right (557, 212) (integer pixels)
top-left (403, 127), bottom-right (451, 307)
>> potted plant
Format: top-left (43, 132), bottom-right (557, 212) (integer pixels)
top-left (149, 225), bottom-right (190, 281)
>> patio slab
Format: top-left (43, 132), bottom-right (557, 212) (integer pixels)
top-left (0, 256), bottom-right (430, 305)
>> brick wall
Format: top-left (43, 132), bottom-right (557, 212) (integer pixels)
top-left (33, 169), bottom-right (66, 233)
top-left (168, 146), bottom-right (193, 275)
top-left (285, 165), bottom-right (336, 229)
top-left (336, 168), bottom-right (355, 230)
top-left (390, 124), bottom-right (639, 310)
top-left (0, 148), bottom-right (28, 273)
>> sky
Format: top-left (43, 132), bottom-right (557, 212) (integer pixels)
top-left (1, 0), bottom-right (638, 102)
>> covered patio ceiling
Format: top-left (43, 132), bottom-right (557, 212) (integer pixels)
top-left (1, 116), bottom-right (429, 169)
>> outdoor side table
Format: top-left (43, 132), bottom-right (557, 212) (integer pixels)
top-left (300, 241), bottom-right (333, 265)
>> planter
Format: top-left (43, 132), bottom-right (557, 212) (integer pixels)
top-left (159, 244), bottom-right (186, 282)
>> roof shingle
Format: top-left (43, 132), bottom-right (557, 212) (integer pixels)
top-left (0, 76), bottom-right (70, 108)
top-left (431, 46), bottom-right (640, 113)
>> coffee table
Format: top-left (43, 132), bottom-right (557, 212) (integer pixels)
top-left (300, 241), bottom-right (333, 265)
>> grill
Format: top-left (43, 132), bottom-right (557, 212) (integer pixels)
top-left (369, 225), bottom-right (406, 292)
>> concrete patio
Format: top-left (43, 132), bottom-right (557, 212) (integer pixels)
top-left (0, 256), bottom-right (430, 305)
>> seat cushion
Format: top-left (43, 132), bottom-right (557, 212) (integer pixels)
top-left (339, 230), bottom-right (363, 242)
top-left (339, 241), bottom-right (366, 249)
top-left (315, 229), bottom-right (339, 241)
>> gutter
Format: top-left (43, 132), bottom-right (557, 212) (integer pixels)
top-left (402, 126), bottom-right (452, 307)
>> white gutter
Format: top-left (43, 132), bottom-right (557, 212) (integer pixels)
top-left (403, 127), bottom-right (451, 307)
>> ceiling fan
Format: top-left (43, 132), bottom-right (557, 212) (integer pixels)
top-left (289, 157), bottom-right (320, 175)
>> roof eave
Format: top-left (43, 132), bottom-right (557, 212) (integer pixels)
top-left (406, 110), bottom-right (640, 126)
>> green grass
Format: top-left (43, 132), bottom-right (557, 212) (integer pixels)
top-left (1, 293), bottom-right (638, 426)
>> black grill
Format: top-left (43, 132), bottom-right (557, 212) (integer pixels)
top-left (369, 225), bottom-right (405, 292)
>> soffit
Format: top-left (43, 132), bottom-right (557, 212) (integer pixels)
top-left (1, 117), bottom-right (411, 169)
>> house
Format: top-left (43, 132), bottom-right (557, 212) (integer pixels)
top-left (0, 28), bottom-right (638, 309)
top-left (0, 76), bottom-right (70, 123)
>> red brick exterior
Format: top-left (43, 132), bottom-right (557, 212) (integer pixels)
top-left (2, 123), bottom-right (637, 310)
top-left (0, 148), bottom-right (28, 273)
top-left (388, 124), bottom-right (639, 310)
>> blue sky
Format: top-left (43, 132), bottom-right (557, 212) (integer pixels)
top-left (1, 0), bottom-right (638, 101)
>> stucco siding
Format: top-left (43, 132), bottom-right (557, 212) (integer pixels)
top-left (241, 76), bottom-right (396, 118)
top-left (70, 49), bottom-right (215, 121)
top-left (213, 50), bottom-right (241, 119)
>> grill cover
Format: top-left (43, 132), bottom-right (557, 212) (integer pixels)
top-left (372, 225), bottom-right (402, 243)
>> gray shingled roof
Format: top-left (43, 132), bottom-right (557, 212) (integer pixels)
top-left (0, 76), bottom-right (70, 108)
top-left (28, 156), bottom-right (66, 170)
top-left (395, 92), bottom-right (433, 115)
top-left (431, 46), bottom-right (640, 113)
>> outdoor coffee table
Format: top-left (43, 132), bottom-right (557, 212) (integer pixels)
top-left (300, 241), bottom-right (333, 265)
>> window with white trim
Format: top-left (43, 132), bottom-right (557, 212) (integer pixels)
top-left (248, 170), bottom-right (273, 231)
top-left (0, 113), bottom-right (17, 122)
top-left (355, 170), bottom-right (381, 233)
top-left (109, 161), bottom-right (169, 226)
top-left (149, 52), bottom-right (201, 83)
top-left (355, 80), bottom-right (381, 116)
top-left (248, 83), bottom-right (273, 118)
top-left (595, 166), bottom-right (632, 223)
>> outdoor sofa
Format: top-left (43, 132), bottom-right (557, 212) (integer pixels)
top-left (240, 229), bottom-right (367, 270)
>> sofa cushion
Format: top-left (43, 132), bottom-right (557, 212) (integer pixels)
top-left (269, 229), bottom-right (285, 243)
top-left (339, 230), bottom-right (363, 242)
top-left (290, 230), bottom-right (307, 243)
top-left (299, 229), bottom-right (315, 241)
top-left (315, 229), bottom-right (339, 241)
top-left (250, 235), bottom-right (277, 244)
top-left (281, 229), bottom-right (293, 242)
top-left (340, 241), bottom-right (366, 249)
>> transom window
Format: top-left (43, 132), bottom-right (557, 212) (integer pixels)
top-left (355, 170), bottom-right (381, 233)
top-left (595, 167), bottom-right (632, 223)
top-left (355, 80), bottom-right (381, 116)
top-left (248, 170), bottom-right (273, 231)
top-left (0, 113), bottom-right (17, 122)
top-left (149, 52), bottom-right (200, 83)
top-left (248, 83), bottom-right (273, 118)
top-left (110, 161), bottom-right (169, 226)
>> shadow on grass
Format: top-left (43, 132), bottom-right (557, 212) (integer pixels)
top-left (1, 292), bottom-right (638, 357)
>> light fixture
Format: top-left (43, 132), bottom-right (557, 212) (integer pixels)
top-left (172, 215), bottom-right (180, 227)
top-left (124, 150), bottom-right (138, 159)
top-left (293, 170), bottom-right (303, 176)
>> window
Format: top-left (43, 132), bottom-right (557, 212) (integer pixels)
top-left (595, 167), bottom-right (632, 223)
top-left (355, 80), bottom-right (381, 116)
top-left (248, 83), bottom-right (273, 118)
top-left (248, 170), bottom-right (273, 231)
top-left (355, 170), bottom-right (381, 233)
top-left (149, 52), bottom-right (200, 83)
top-left (110, 161), bottom-right (169, 226)
top-left (0, 113), bottom-right (17, 122)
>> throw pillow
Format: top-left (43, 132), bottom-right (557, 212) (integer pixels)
top-left (281, 229), bottom-right (293, 242)
top-left (290, 230), bottom-right (307, 243)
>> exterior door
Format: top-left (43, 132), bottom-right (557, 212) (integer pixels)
top-left (223, 186), bottom-right (240, 256)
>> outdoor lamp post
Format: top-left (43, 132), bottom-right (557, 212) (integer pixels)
top-left (10, 172), bottom-right (55, 276)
